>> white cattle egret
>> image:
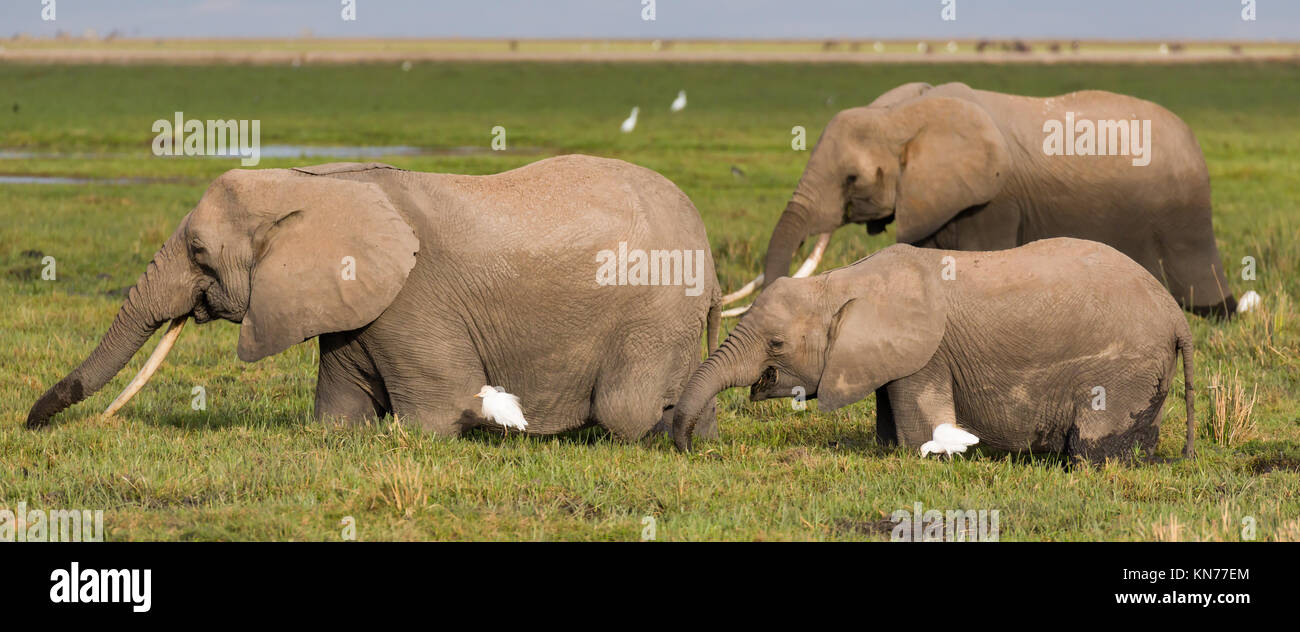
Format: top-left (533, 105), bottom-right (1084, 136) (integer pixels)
top-left (475, 385), bottom-right (528, 431)
top-left (670, 90), bottom-right (687, 112)
top-left (920, 423), bottom-right (979, 458)
top-left (1238, 290), bottom-right (1261, 313)
top-left (620, 107), bottom-right (639, 133)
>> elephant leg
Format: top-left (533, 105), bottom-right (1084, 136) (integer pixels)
top-left (595, 377), bottom-right (681, 442)
top-left (1173, 257), bottom-right (1236, 319)
top-left (1152, 214), bottom-right (1235, 318)
top-left (653, 354), bottom-right (718, 440)
top-left (655, 401), bottom-right (717, 441)
top-left (407, 405), bottom-right (479, 437)
top-left (874, 386), bottom-right (898, 446)
top-left (364, 324), bottom-right (488, 437)
top-left (1067, 373), bottom-right (1170, 462)
top-left (652, 397), bottom-right (715, 440)
top-left (593, 326), bottom-right (705, 442)
top-left (315, 332), bottom-right (390, 425)
top-left (384, 355), bottom-right (487, 437)
top-left (387, 380), bottom-right (485, 438)
top-left (596, 347), bottom-right (695, 442)
top-left (883, 359), bottom-right (957, 450)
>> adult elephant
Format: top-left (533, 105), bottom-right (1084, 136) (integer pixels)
top-left (26, 156), bottom-right (722, 439)
top-left (728, 81), bottom-right (1235, 318)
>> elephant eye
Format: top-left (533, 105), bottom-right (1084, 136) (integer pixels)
top-left (768, 338), bottom-right (785, 351)
top-left (845, 174), bottom-right (858, 186)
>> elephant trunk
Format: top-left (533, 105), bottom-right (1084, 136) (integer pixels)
top-left (762, 200), bottom-right (829, 288)
top-left (673, 329), bottom-right (764, 451)
top-left (26, 225), bottom-right (197, 428)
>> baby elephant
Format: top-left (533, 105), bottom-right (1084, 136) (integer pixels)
top-left (673, 238), bottom-right (1195, 462)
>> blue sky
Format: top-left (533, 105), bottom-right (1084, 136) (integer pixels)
top-left (4, 0), bottom-right (1296, 40)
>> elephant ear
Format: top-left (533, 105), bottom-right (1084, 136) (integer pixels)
top-left (817, 250), bottom-right (946, 410)
top-left (889, 97), bottom-right (1012, 245)
top-left (230, 170), bottom-right (418, 362)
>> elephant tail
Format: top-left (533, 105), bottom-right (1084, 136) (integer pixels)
top-left (1177, 324), bottom-right (1196, 459)
top-left (706, 292), bottom-right (721, 352)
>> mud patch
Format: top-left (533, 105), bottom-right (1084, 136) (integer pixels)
top-left (559, 496), bottom-right (603, 519)
top-left (826, 436), bottom-right (873, 452)
top-left (6, 266), bottom-right (38, 281)
top-left (1249, 456), bottom-right (1300, 474)
top-left (833, 517), bottom-right (896, 537)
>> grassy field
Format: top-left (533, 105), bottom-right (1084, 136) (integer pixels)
top-left (1, 60), bottom-right (1298, 540)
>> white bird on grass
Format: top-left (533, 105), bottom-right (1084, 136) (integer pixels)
top-left (670, 90), bottom-right (687, 112)
top-left (920, 423), bottom-right (979, 458)
top-left (620, 107), bottom-right (639, 133)
top-left (1238, 290), bottom-right (1261, 314)
top-left (475, 385), bottom-right (528, 431)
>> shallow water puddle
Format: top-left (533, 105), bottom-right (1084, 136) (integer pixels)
top-left (0, 145), bottom-right (534, 160)
top-left (0, 145), bottom-right (542, 185)
top-left (0, 175), bottom-right (153, 185)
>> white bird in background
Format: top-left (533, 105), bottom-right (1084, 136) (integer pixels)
top-left (920, 423), bottom-right (980, 458)
top-left (476, 385), bottom-right (528, 431)
top-left (670, 90), bottom-right (687, 112)
top-left (620, 106), bottom-right (639, 133)
top-left (1238, 290), bottom-right (1261, 314)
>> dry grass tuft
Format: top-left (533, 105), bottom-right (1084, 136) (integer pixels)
top-left (1272, 519), bottom-right (1300, 542)
top-left (370, 456), bottom-right (427, 517)
top-left (1205, 366), bottom-right (1258, 447)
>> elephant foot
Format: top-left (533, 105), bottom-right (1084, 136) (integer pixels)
top-left (1187, 296), bottom-right (1236, 321)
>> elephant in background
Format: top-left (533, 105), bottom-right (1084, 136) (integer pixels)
top-left (676, 238), bottom-right (1196, 463)
top-left (733, 81), bottom-right (1235, 318)
top-left (27, 155), bottom-right (721, 440)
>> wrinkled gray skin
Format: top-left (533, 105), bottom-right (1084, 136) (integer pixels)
top-left (763, 81), bottom-right (1235, 318)
top-left (27, 155), bottom-right (721, 439)
top-left (677, 238), bottom-right (1195, 463)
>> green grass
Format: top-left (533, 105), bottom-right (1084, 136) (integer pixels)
top-left (2, 61), bottom-right (1298, 540)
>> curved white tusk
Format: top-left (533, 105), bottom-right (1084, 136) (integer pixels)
top-left (791, 232), bottom-right (831, 278)
top-left (721, 273), bottom-right (764, 305)
top-left (720, 233), bottom-right (831, 305)
top-left (722, 233), bottom-right (830, 318)
top-left (721, 304), bottom-right (752, 319)
top-left (103, 317), bottom-right (187, 418)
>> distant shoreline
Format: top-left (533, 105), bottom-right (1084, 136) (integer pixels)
top-left (2, 38), bottom-right (1297, 65)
